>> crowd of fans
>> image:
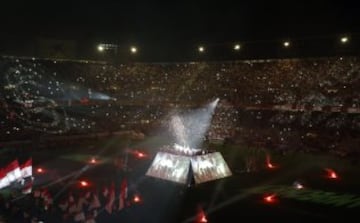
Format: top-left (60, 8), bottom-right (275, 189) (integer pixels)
top-left (0, 56), bottom-right (359, 158)
top-left (0, 175), bottom-right (142, 223)
top-left (0, 55), bottom-right (360, 222)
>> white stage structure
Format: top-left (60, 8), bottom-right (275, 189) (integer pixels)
top-left (146, 99), bottom-right (232, 184)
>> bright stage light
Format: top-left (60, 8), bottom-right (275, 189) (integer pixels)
top-left (89, 92), bottom-right (111, 100)
top-left (267, 162), bottom-right (275, 169)
top-left (266, 154), bottom-right (276, 169)
top-left (36, 168), bottom-right (44, 173)
top-left (133, 194), bottom-right (141, 203)
top-left (209, 98), bottom-right (220, 109)
top-left (199, 214), bottom-right (208, 223)
top-left (197, 208), bottom-right (208, 223)
top-left (330, 172), bottom-right (337, 179)
top-left (264, 194), bottom-right (277, 203)
top-left (137, 152), bottom-right (145, 158)
top-left (135, 151), bottom-right (147, 158)
top-left (90, 157), bottom-right (97, 164)
top-left (325, 168), bottom-right (338, 179)
top-left (234, 44), bottom-right (241, 50)
top-left (295, 183), bottom-right (304, 189)
top-left (283, 41), bottom-right (290, 47)
top-left (174, 143), bottom-right (200, 155)
top-left (80, 180), bottom-right (89, 187)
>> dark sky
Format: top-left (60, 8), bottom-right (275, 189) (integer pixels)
top-left (1, 0), bottom-right (359, 44)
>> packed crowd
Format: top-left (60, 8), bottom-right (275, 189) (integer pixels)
top-left (0, 175), bottom-right (142, 223)
top-left (0, 56), bottom-right (360, 223)
top-left (0, 56), bottom-right (359, 158)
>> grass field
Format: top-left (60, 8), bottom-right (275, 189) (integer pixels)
top-left (2, 135), bottom-right (360, 222)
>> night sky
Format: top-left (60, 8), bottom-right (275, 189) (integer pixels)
top-left (0, 0), bottom-right (359, 60)
top-left (1, 0), bottom-right (359, 43)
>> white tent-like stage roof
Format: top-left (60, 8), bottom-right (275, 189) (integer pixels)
top-left (146, 98), bottom-right (232, 184)
top-left (146, 144), bottom-right (232, 185)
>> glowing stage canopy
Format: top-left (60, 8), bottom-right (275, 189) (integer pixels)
top-left (146, 98), bottom-right (232, 184)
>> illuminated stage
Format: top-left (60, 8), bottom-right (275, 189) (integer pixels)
top-left (146, 144), bottom-right (232, 185)
top-left (146, 98), bottom-right (231, 184)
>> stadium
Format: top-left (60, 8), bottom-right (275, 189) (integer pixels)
top-left (1, 1), bottom-right (360, 223)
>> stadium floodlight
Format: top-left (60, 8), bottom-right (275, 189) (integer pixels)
top-left (283, 41), bottom-right (290, 47)
top-left (233, 44), bottom-right (241, 50)
top-left (97, 44), bottom-right (104, 52)
top-left (340, 36), bottom-right (348, 44)
top-left (198, 46), bottom-right (205, 53)
top-left (130, 46), bottom-right (137, 54)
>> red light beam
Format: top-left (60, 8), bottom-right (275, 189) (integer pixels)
top-left (264, 194), bottom-right (277, 204)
